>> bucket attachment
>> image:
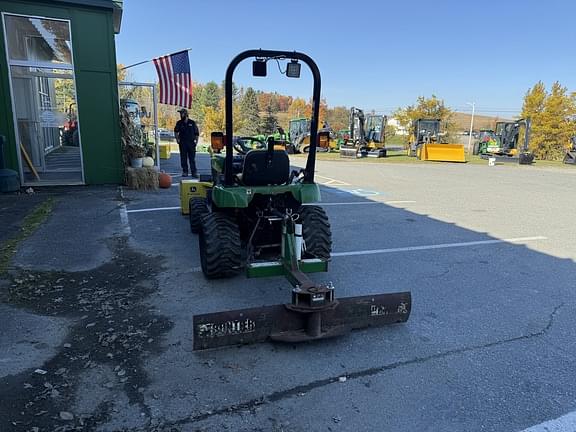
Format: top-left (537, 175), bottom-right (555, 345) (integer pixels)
top-left (193, 290), bottom-right (411, 350)
top-left (420, 143), bottom-right (466, 163)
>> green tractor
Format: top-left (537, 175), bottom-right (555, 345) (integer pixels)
top-left (188, 49), bottom-right (411, 351)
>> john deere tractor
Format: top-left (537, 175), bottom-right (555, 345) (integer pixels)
top-left (187, 49), bottom-right (411, 351)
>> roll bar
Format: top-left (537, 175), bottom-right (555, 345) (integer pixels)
top-left (224, 50), bottom-right (321, 185)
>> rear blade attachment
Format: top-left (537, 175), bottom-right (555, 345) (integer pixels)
top-left (193, 291), bottom-right (411, 351)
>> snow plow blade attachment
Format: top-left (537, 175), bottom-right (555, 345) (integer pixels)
top-left (193, 291), bottom-right (411, 351)
top-left (419, 143), bottom-right (466, 162)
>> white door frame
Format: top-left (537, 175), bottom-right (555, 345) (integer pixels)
top-left (2, 12), bottom-right (85, 185)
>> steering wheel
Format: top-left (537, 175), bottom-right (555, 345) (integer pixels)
top-left (234, 136), bottom-right (266, 154)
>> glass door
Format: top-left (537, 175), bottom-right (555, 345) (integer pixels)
top-left (3, 13), bottom-right (84, 184)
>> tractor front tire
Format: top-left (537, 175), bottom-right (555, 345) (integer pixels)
top-left (199, 212), bottom-right (242, 279)
top-left (189, 198), bottom-right (209, 234)
top-left (299, 205), bottom-right (332, 260)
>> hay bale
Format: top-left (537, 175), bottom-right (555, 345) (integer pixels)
top-left (125, 167), bottom-right (159, 190)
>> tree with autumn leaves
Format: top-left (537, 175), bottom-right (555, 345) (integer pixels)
top-left (521, 81), bottom-right (576, 160)
top-left (393, 95), bottom-right (455, 142)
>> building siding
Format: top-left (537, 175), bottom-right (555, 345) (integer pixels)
top-left (0, 0), bottom-right (122, 184)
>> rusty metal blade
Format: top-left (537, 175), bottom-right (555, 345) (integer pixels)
top-left (193, 292), bottom-right (411, 351)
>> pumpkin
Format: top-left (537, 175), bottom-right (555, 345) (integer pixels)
top-left (142, 156), bottom-right (155, 167)
top-left (158, 172), bottom-right (172, 189)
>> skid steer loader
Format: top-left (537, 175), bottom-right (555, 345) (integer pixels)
top-left (187, 49), bottom-right (411, 351)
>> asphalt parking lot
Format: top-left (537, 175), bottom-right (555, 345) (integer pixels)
top-left (2, 153), bottom-right (576, 432)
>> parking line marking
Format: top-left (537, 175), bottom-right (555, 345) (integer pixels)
top-left (316, 175), bottom-right (350, 186)
top-left (310, 202), bottom-right (379, 206)
top-left (383, 200), bottom-right (416, 205)
top-left (187, 236), bottom-right (547, 272)
top-left (519, 410), bottom-right (576, 432)
top-left (119, 204), bottom-right (131, 235)
top-left (127, 206), bottom-right (180, 214)
top-left (127, 200), bottom-right (415, 214)
top-left (331, 236), bottom-right (547, 257)
top-left (307, 201), bottom-right (415, 206)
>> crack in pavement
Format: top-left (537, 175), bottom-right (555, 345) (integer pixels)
top-left (151, 302), bottom-right (565, 430)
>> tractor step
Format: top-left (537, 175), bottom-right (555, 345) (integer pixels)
top-left (193, 291), bottom-right (411, 350)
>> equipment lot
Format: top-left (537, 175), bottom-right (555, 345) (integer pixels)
top-left (1, 154), bottom-right (576, 431)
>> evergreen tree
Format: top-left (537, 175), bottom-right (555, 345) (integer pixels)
top-left (220, 80), bottom-right (240, 102)
top-left (201, 81), bottom-right (221, 110)
top-left (260, 103), bottom-right (278, 135)
top-left (239, 87), bottom-right (261, 135)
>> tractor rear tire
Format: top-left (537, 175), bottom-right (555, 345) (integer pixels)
top-left (189, 198), bottom-right (209, 234)
top-left (299, 205), bottom-right (332, 260)
top-left (199, 212), bottom-right (242, 279)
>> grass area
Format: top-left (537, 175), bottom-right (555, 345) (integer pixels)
top-left (294, 150), bottom-right (570, 168)
top-left (0, 198), bottom-right (55, 275)
top-left (386, 135), bottom-right (407, 146)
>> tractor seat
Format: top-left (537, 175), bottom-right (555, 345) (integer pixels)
top-left (242, 150), bottom-right (290, 186)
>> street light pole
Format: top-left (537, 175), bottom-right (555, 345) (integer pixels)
top-left (466, 102), bottom-right (475, 154)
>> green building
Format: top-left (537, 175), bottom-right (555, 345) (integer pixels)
top-left (0, 0), bottom-right (124, 185)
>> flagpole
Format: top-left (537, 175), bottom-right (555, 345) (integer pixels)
top-left (120, 48), bottom-right (192, 71)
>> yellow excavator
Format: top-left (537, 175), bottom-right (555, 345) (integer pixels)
top-left (481, 118), bottom-right (534, 165)
top-left (407, 119), bottom-right (466, 162)
top-left (339, 107), bottom-right (387, 158)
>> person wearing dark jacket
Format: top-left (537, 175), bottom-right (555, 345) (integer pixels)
top-left (174, 108), bottom-right (200, 177)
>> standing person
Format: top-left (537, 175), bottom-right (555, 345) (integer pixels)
top-left (174, 108), bottom-right (199, 177)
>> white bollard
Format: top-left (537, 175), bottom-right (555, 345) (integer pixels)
top-left (488, 157), bottom-right (496, 166)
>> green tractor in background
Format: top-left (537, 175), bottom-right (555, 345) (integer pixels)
top-left (474, 129), bottom-right (498, 155)
top-left (187, 49), bottom-right (411, 351)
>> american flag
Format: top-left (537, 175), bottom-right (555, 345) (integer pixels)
top-left (153, 50), bottom-right (193, 108)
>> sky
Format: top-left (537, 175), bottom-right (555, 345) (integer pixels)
top-left (116, 0), bottom-right (576, 117)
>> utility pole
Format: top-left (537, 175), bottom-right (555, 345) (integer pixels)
top-left (466, 102), bottom-right (475, 154)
